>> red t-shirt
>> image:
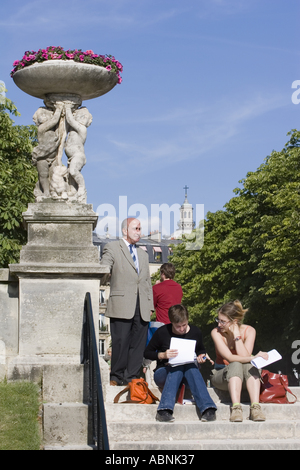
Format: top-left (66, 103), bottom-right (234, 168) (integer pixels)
top-left (152, 280), bottom-right (183, 324)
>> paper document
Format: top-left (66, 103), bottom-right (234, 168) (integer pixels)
top-left (168, 337), bottom-right (196, 367)
top-left (250, 349), bottom-right (282, 369)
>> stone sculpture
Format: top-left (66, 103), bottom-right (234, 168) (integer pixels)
top-left (12, 56), bottom-right (120, 204)
top-left (32, 94), bottom-right (92, 203)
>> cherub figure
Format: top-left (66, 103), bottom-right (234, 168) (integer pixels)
top-left (50, 164), bottom-right (69, 199)
top-left (32, 102), bottom-right (64, 198)
top-left (64, 104), bottom-right (93, 201)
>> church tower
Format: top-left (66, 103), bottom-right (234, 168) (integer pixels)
top-left (177, 185), bottom-right (195, 235)
top-left (170, 186), bottom-right (195, 239)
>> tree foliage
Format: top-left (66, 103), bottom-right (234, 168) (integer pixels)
top-left (0, 87), bottom-right (37, 267)
top-left (170, 130), bottom-right (300, 367)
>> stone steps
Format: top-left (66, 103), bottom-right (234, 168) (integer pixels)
top-left (105, 383), bottom-right (300, 404)
top-left (41, 363), bottom-right (92, 450)
top-left (43, 402), bottom-right (90, 448)
top-left (41, 360), bottom-right (300, 451)
top-left (110, 438), bottom-right (300, 451)
top-left (108, 417), bottom-right (300, 450)
top-left (105, 401), bottom-right (300, 422)
top-left (44, 445), bottom-right (95, 451)
top-left (105, 384), bottom-right (300, 450)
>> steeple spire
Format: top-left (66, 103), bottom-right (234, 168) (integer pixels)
top-left (183, 185), bottom-right (189, 202)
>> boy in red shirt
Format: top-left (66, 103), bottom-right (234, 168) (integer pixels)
top-left (153, 263), bottom-right (183, 324)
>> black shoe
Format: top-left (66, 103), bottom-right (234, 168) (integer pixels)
top-left (201, 408), bottom-right (216, 422)
top-left (110, 378), bottom-right (125, 386)
top-left (156, 410), bottom-right (175, 423)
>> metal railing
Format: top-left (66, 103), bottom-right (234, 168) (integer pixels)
top-left (82, 292), bottom-right (109, 450)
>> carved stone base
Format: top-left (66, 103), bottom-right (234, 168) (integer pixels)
top-left (14, 201), bottom-right (100, 265)
top-left (9, 201), bottom-right (109, 357)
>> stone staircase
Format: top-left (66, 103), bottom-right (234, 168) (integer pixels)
top-left (42, 362), bottom-right (94, 450)
top-left (104, 383), bottom-right (300, 450)
top-left (41, 358), bottom-right (300, 450)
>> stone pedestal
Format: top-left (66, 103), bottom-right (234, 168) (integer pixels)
top-left (8, 201), bottom-right (109, 379)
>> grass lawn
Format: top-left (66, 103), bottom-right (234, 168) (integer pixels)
top-left (0, 381), bottom-right (41, 450)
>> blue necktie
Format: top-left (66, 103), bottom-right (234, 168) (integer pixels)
top-left (129, 244), bottom-right (139, 273)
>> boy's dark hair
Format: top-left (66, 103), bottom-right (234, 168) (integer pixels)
top-left (168, 304), bottom-right (189, 324)
top-left (160, 262), bottom-right (176, 280)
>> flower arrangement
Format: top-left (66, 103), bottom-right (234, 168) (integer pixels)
top-left (11, 46), bottom-right (123, 84)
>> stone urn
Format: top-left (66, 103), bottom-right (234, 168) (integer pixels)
top-left (13, 60), bottom-right (119, 203)
top-left (12, 60), bottom-right (118, 100)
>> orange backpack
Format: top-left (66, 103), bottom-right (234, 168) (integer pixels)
top-left (114, 378), bottom-right (159, 404)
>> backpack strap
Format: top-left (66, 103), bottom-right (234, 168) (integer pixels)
top-left (147, 388), bottom-right (160, 403)
top-left (113, 384), bottom-right (130, 403)
top-left (279, 375), bottom-right (298, 404)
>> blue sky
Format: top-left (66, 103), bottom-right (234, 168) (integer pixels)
top-left (1, 0), bottom-right (299, 236)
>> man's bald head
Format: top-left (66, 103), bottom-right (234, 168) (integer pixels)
top-left (121, 218), bottom-right (141, 244)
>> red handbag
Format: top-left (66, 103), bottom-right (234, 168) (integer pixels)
top-left (259, 369), bottom-right (298, 404)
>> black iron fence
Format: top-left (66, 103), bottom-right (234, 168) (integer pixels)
top-left (82, 292), bottom-right (110, 450)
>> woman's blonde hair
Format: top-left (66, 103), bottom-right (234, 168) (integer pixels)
top-left (218, 300), bottom-right (248, 326)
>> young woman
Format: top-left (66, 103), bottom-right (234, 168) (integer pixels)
top-left (211, 300), bottom-right (268, 422)
top-left (144, 304), bottom-right (217, 423)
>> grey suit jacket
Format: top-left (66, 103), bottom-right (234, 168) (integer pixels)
top-left (100, 239), bottom-right (154, 322)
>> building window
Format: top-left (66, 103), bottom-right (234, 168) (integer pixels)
top-left (99, 314), bottom-right (108, 332)
top-left (153, 246), bottom-right (162, 262)
top-left (99, 339), bottom-right (105, 356)
top-left (99, 289), bottom-right (106, 305)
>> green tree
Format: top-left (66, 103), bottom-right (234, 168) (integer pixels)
top-left (0, 87), bottom-right (37, 267)
top-left (170, 130), bottom-right (300, 372)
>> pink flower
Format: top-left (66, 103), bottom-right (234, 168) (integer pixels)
top-left (11, 47), bottom-right (123, 84)
top-left (50, 53), bottom-right (62, 59)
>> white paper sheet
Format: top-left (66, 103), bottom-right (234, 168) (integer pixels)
top-left (250, 349), bottom-right (282, 369)
top-left (168, 337), bottom-right (196, 367)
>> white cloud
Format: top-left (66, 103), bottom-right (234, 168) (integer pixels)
top-left (0, 0), bottom-right (185, 31)
top-left (98, 91), bottom-right (286, 178)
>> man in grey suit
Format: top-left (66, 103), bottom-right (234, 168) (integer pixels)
top-left (101, 218), bottom-right (154, 385)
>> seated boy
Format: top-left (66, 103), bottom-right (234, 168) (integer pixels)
top-left (144, 304), bottom-right (217, 422)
